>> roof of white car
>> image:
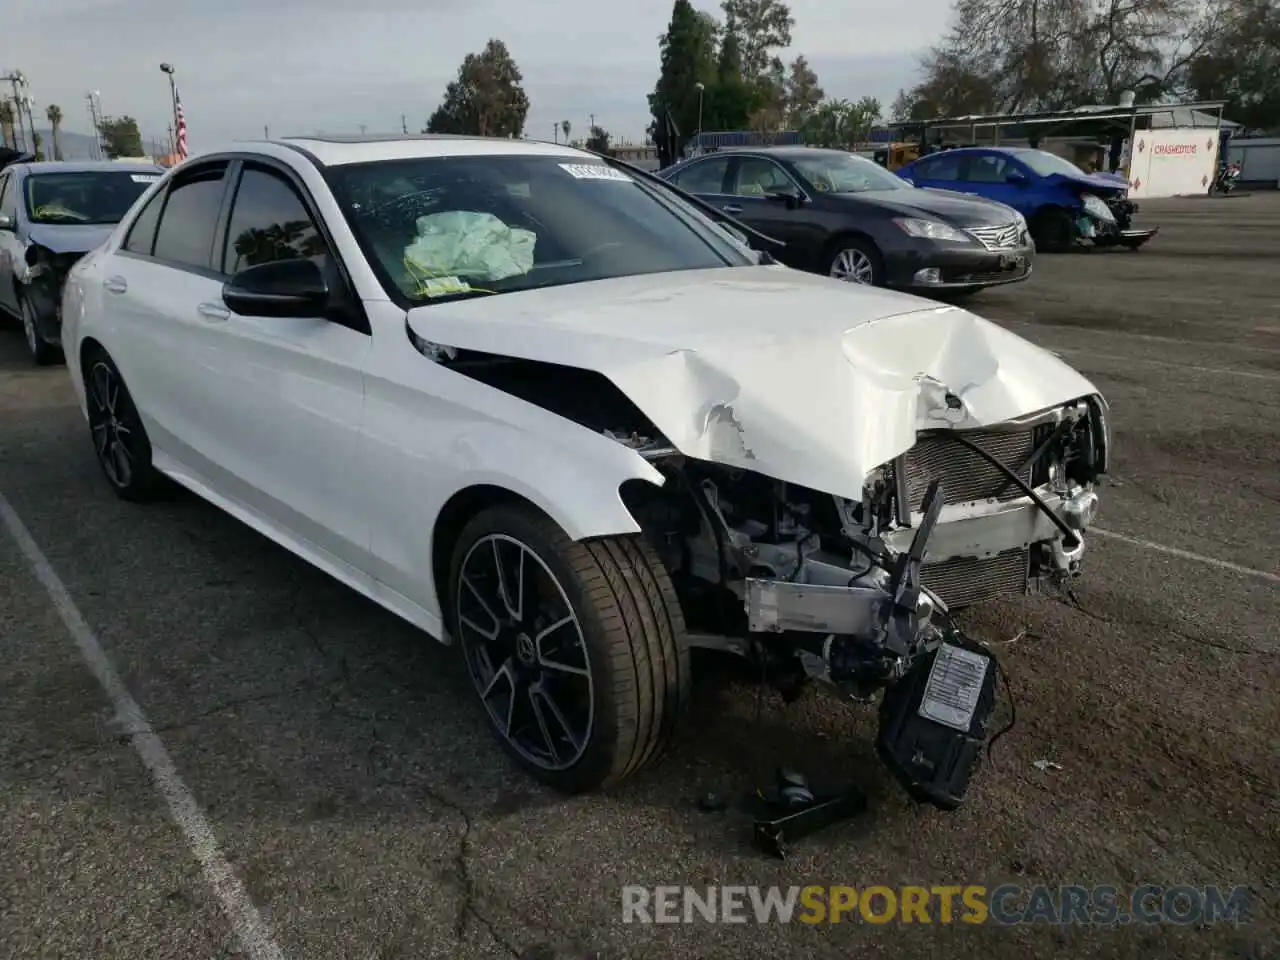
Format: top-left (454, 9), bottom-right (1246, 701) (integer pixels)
top-left (262, 134), bottom-right (596, 167)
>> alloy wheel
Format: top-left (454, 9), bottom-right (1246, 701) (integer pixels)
top-left (830, 248), bottom-right (875, 284)
top-left (87, 361), bottom-right (135, 488)
top-left (456, 533), bottom-right (595, 771)
top-left (21, 299), bottom-right (39, 355)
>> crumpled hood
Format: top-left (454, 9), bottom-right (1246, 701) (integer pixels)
top-left (1046, 171), bottom-right (1128, 196)
top-left (407, 266), bottom-right (1100, 499)
top-left (843, 188), bottom-right (1017, 227)
top-left (25, 223), bottom-right (115, 255)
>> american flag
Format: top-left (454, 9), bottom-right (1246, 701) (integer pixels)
top-left (174, 86), bottom-right (188, 160)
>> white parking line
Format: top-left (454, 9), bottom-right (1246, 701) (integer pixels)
top-left (0, 491), bottom-right (286, 960)
top-left (1093, 527), bottom-right (1280, 584)
top-left (1049, 349), bottom-right (1280, 383)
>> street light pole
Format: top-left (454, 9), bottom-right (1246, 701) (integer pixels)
top-left (86, 90), bottom-right (103, 159)
top-left (694, 81), bottom-right (705, 155)
top-left (159, 63), bottom-right (178, 155)
top-left (3, 72), bottom-right (27, 151)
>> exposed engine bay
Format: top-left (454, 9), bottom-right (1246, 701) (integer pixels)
top-left (421, 340), bottom-right (1109, 809)
top-left (17, 244), bottom-right (82, 341)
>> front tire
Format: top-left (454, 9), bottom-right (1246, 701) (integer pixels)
top-left (82, 348), bottom-right (164, 501)
top-left (447, 503), bottom-right (691, 793)
top-left (1030, 207), bottom-right (1074, 253)
top-left (826, 238), bottom-right (883, 286)
top-left (20, 294), bottom-right (61, 366)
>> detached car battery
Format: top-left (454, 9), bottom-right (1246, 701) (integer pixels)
top-left (875, 638), bottom-right (998, 810)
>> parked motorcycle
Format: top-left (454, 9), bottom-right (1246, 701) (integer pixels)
top-left (1212, 162), bottom-right (1241, 195)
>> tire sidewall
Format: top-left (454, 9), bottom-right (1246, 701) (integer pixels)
top-left (446, 504), bottom-right (626, 793)
top-left (82, 348), bottom-right (159, 500)
top-left (19, 293), bottom-right (58, 365)
top-left (1031, 207), bottom-right (1073, 252)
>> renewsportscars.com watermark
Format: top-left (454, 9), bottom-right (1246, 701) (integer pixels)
top-left (621, 884), bottom-right (1253, 926)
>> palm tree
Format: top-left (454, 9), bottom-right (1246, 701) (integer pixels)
top-left (561, 119), bottom-right (571, 143)
top-left (0, 100), bottom-right (14, 150)
top-left (46, 104), bottom-right (63, 160)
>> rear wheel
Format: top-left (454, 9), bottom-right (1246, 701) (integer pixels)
top-left (19, 294), bottom-right (61, 366)
top-left (826, 238), bottom-right (883, 286)
top-left (1030, 207), bottom-right (1074, 253)
top-left (82, 348), bottom-right (164, 501)
top-left (447, 502), bottom-right (691, 793)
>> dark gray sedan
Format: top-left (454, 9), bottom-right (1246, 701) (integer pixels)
top-left (658, 147), bottom-right (1035, 297)
top-left (0, 159), bottom-right (162, 364)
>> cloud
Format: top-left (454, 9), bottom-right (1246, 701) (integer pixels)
top-left (5, 0), bottom-right (945, 149)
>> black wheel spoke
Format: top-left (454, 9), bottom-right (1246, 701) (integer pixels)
top-left (530, 682), bottom-right (582, 756)
top-left (535, 615), bottom-right (589, 676)
top-left (91, 422), bottom-right (110, 456)
top-left (458, 533), bottom-right (594, 772)
top-left (527, 686), bottom-right (562, 764)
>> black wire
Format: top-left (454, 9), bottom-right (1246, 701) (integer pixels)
top-left (926, 430), bottom-right (1080, 549)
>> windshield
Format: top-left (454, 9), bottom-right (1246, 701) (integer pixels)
top-left (1016, 150), bottom-right (1087, 178)
top-left (24, 170), bottom-right (159, 225)
top-left (790, 152), bottom-right (912, 194)
top-left (328, 155), bottom-right (753, 305)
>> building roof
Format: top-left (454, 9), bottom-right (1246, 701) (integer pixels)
top-left (895, 100), bottom-right (1237, 135)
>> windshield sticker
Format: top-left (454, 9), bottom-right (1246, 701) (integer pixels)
top-left (558, 163), bottom-right (633, 183)
top-left (130, 174), bottom-right (161, 183)
top-left (416, 275), bottom-right (472, 298)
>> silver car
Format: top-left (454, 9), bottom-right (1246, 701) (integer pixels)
top-left (0, 159), bottom-right (162, 364)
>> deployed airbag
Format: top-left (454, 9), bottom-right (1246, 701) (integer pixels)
top-left (404, 210), bottom-right (536, 284)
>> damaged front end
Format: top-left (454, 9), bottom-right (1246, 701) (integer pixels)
top-left (615, 394), bottom-right (1107, 809)
top-left (18, 243), bottom-right (83, 344)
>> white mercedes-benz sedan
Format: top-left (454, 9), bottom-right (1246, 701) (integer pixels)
top-left (61, 135), bottom-right (1109, 806)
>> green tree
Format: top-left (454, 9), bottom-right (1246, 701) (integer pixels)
top-left (648, 0), bottom-right (719, 149)
top-left (425, 39), bottom-right (530, 137)
top-left (585, 125), bottom-right (611, 152)
top-left (908, 0), bottom-right (1229, 116)
top-left (32, 131), bottom-right (44, 161)
top-left (784, 55), bottom-right (823, 127)
top-left (560, 119), bottom-right (571, 142)
top-left (801, 96), bottom-right (882, 147)
top-left (45, 104), bottom-right (63, 160)
top-left (703, 28), bottom-right (758, 129)
top-left (721, 0), bottom-right (794, 80)
top-left (1189, 0), bottom-right (1280, 133)
top-left (97, 116), bottom-right (144, 159)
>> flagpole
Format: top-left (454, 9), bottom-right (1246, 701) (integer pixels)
top-left (159, 62), bottom-right (178, 154)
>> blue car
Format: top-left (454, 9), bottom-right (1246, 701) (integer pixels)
top-left (897, 147), bottom-right (1157, 253)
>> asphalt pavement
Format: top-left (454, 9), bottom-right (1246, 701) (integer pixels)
top-left (1, 193), bottom-right (1278, 959)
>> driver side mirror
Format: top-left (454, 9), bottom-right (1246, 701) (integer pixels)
top-left (0, 213), bottom-right (14, 231)
top-left (1005, 169), bottom-right (1030, 186)
top-left (766, 188), bottom-right (802, 208)
top-left (222, 258), bottom-right (330, 318)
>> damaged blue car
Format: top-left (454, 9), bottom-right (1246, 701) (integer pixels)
top-left (898, 147), bottom-right (1157, 254)
top-left (0, 158), bottom-right (162, 364)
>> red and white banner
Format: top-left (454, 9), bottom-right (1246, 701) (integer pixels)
top-left (1125, 128), bottom-right (1218, 199)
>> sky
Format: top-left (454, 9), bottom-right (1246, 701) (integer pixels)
top-left (5, 0), bottom-right (951, 151)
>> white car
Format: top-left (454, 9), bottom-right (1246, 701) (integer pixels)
top-left (61, 135), bottom-right (1109, 806)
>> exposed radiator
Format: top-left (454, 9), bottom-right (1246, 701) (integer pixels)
top-left (921, 547), bottom-right (1030, 609)
top-left (898, 427), bottom-right (1038, 515)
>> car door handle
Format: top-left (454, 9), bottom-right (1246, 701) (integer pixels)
top-left (197, 302), bottom-right (230, 323)
top-left (721, 204), bottom-right (743, 214)
top-left (103, 276), bottom-right (127, 294)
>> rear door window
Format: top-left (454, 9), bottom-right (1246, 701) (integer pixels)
top-left (151, 164), bottom-right (229, 270)
top-left (668, 156), bottom-right (731, 194)
top-left (917, 155), bottom-right (961, 181)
